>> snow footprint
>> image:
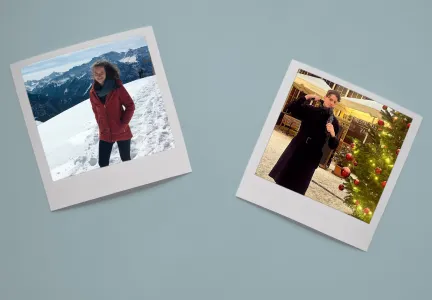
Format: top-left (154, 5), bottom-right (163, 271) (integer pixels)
top-left (158, 131), bottom-right (169, 143)
top-left (89, 157), bottom-right (98, 166)
top-left (74, 156), bottom-right (87, 165)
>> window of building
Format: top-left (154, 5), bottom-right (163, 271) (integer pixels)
top-left (283, 87), bottom-right (302, 111)
top-left (334, 84), bottom-right (348, 97)
top-left (324, 79), bottom-right (335, 89)
top-left (347, 90), bottom-right (363, 99)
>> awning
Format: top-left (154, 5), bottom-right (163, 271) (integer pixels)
top-left (293, 74), bottom-right (332, 97)
top-left (293, 73), bottom-right (383, 117)
top-left (341, 97), bottom-right (383, 118)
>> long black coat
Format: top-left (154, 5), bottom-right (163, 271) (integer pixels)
top-left (269, 96), bottom-right (340, 195)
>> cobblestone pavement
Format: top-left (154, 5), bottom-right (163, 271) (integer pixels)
top-left (255, 129), bottom-right (353, 215)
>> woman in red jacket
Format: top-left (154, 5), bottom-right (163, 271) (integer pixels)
top-left (89, 60), bottom-right (136, 168)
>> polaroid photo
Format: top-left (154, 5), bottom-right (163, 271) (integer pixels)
top-left (10, 26), bottom-right (191, 211)
top-left (236, 60), bottom-right (422, 251)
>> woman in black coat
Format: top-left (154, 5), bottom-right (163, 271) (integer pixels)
top-left (269, 90), bottom-right (341, 195)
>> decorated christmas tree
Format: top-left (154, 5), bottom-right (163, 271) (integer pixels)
top-left (337, 106), bottom-right (412, 223)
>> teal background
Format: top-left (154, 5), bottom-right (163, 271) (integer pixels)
top-left (0, 0), bottom-right (430, 299)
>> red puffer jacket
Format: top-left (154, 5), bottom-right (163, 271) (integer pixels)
top-left (89, 79), bottom-right (135, 143)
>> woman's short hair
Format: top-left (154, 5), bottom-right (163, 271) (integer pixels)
top-left (326, 90), bottom-right (341, 102)
top-left (91, 60), bottom-right (121, 80)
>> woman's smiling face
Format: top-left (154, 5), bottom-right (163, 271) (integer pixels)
top-left (93, 66), bottom-right (106, 85)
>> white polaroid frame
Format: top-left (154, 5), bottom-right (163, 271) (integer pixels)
top-left (10, 26), bottom-right (192, 211)
top-left (236, 60), bottom-right (422, 251)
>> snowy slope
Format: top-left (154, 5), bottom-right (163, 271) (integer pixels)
top-left (38, 76), bottom-right (175, 181)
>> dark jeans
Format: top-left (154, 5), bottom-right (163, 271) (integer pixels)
top-left (98, 139), bottom-right (131, 167)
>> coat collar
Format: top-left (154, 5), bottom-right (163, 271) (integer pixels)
top-left (90, 78), bottom-right (123, 94)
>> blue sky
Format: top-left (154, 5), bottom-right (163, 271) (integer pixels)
top-left (22, 36), bottom-right (147, 81)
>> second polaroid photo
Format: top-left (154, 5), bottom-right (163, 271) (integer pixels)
top-left (236, 60), bottom-right (422, 251)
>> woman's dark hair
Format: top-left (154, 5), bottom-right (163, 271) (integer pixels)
top-left (91, 60), bottom-right (121, 81)
top-left (326, 90), bottom-right (341, 102)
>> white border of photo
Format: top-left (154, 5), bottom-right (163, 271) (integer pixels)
top-left (236, 60), bottom-right (422, 251)
top-left (10, 26), bottom-right (192, 211)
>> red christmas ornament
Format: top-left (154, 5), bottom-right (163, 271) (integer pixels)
top-left (382, 105), bottom-right (388, 110)
top-left (341, 167), bottom-right (351, 178)
top-left (375, 167), bottom-right (382, 175)
top-left (350, 143), bottom-right (355, 149)
top-left (354, 179), bottom-right (360, 185)
top-left (407, 123), bottom-right (411, 128)
top-left (364, 207), bottom-right (370, 214)
top-left (353, 160), bottom-right (358, 166)
top-left (381, 181), bottom-right (387, 188)
top-left (355, 200), bottom-right (360, 205)
top-left (346, 153), bottom-right (353, 161)
top-left (338, 184), bottom-right (344, 191)
top-left (396, 149), bottom-right (400, 155)
top-left (378, 119), bottom-right (385, 126)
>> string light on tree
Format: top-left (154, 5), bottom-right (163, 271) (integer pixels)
top-left (337, 106), bottom-right (412, 224)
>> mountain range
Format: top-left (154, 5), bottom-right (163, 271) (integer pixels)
top-left (25, 46), bottom-right (154, 122)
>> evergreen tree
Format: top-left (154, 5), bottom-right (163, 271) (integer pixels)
top-left (339, 107), bottom-right (412, 223)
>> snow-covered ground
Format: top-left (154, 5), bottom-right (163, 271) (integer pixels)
top-left (255, 129), bottom-right (353, 215)
top-left (37, 76), bottom-right (175, 181)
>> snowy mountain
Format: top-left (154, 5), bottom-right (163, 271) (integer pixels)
top-left (38, 76), bottom-right (175, 181)
top-left (26, 46), bottom-right (154, 122)
top-left (25, 80), bottom-right (39, 91)
top-left (27, 93), bottom-right (62, 122)
top-left (120, 55), bottom-right (137, 63)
